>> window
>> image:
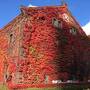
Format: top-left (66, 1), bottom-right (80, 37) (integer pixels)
top-left (39, 16), bottom-right (45, 21)
top-left (62, 13), bottom-right (70, 22)
top-left (44, 75), bottom-right (49, 84)
top-left (20, 47), bottom-right (25, 57)
top-left (52, 18), bottom-right (62, 29)
top-left (10, 34), bottom-right (13, 43)
top-left (37, 16), bottom-right (46, 23)
top-left (61, 36), bottom-right (68, 46)
top-left (9, 33), bottom-right (14, 55)
top-left (70, 27), bottom-right (77, 35)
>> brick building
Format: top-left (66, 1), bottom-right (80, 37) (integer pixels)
top-left (0, 4), bottom-right (90, 89)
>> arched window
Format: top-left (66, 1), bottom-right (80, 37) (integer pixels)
top-left (70, 27), bottom-right (77, 35)
top-left (10, 34), bottom-right (13, 43)
top-left (9, 33), bottom-right (14, 55)
top-left (52, 18), bottom-right (62, 29)
top-left (44, 75), bottom-right (49, 84)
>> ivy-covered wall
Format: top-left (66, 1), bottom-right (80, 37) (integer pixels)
top-left (0, 5), bottom-right (90, 89)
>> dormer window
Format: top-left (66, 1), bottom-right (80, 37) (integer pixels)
top-left (70, 27), bottom-right (77, 35)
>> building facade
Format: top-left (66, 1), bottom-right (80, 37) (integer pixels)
top-left (0, 4), bottom-right (90, 89)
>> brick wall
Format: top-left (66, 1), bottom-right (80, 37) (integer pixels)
top-left (0, 5), bottom-right (90, 89)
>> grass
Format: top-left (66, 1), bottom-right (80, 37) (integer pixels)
top-left (25, 86), bottom-right (90, 90)
top-left (25, 88), bottom-right (61, 90)
top-left (0, 84), bottom-right (90, 90)
top-left (0, 84), bottom-right (8, 90)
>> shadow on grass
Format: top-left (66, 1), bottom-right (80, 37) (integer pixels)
top-left (0, 84), bottom-right (90, 90)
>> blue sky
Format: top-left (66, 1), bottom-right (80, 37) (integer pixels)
top-left (0, 0), bottom-right (90, 30)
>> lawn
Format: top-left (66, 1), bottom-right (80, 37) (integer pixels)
top-left (0, 84), bottom-right (90, 90)
top-left (0, 84), bottom-right (8, 90)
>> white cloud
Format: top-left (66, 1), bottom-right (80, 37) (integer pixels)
top-left (82, 22), bottom-right (90, 35)
top-left (28, 4), bottom-right (37, 7)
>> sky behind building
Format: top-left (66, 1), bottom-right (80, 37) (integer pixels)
top-left (0, 0), bottom-right (90, 34)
